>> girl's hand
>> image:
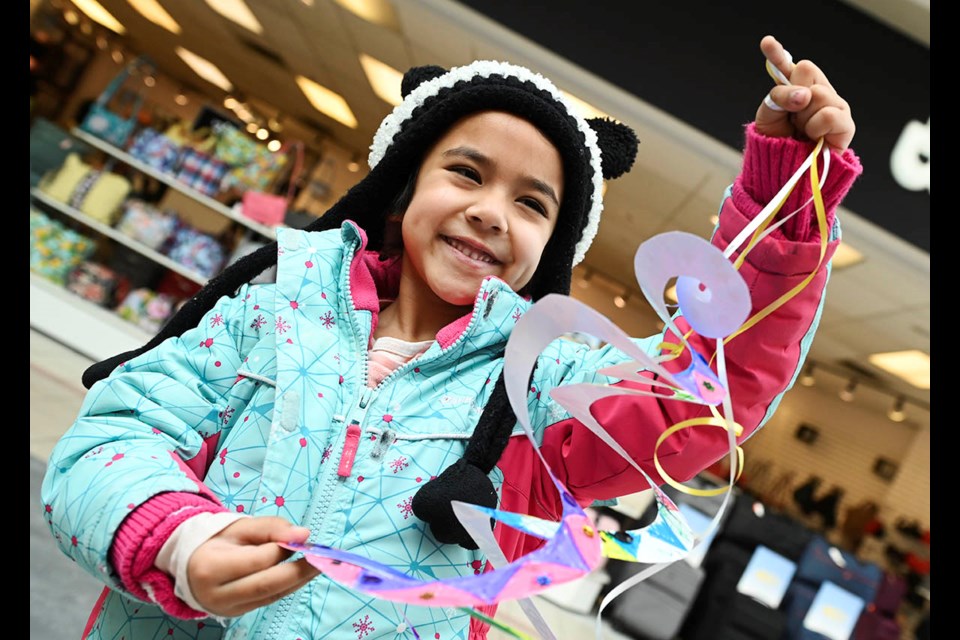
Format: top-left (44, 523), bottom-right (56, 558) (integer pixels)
top-left (188, 516), bottom-right (319, 618)
top-left (754, 35), bottom-right (856, 152)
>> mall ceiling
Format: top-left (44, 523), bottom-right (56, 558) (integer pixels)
top-left (43, 0), bottom-right (930, 416)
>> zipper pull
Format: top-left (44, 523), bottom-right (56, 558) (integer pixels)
top-left (337, 422), bottom-right (362, 478)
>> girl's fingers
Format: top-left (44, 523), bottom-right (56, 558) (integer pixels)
top-left (200, 558), bottom-right (320, 617)
top-left (803, 108), bottom-right (856, 152)
top-left (760, 35), bottom-right (795, 83)
top-left (788, 59), bottom-right (834, 91)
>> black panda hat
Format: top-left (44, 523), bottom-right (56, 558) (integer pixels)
top-left (83, 60), bottom-right (639, 549)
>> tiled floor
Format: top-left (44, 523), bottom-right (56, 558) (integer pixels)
top-left (29, 328), bottom-right (637, 640)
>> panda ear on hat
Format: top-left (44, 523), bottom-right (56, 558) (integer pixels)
top-left (588, 117), bottom-right (639, 180)
top-left (401, 65), bottom-right (447, 98)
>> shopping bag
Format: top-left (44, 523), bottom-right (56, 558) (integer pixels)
top-left (240, 141), bottom-right (304, 226)
top-left (79, 56), bottom-right (156, 148)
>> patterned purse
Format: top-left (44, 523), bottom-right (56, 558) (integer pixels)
top-left (66, 261), bottom-right (129, 307)
top-left (79, 56), bottom-right (156, 148)
top-left (127, 127), bottom-right (183, 174)
top-left (163, 222), bottom-right (226, 279)
top-left (30, 208), bottom-right (97, 285)
top-left (115, 199), bottom-right (178, 250)
top-left (174, 146), bottom-right (230, 198)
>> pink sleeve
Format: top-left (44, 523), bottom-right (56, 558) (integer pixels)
top-left (110, 492), bottom-right (227, 619)
top-left (734, 122), bottom-right (863, 241)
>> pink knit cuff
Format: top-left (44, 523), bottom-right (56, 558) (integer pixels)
top-left (734, 122), bottom-right (863, 242)
top-left (110, 492), bottom-right (227, 619)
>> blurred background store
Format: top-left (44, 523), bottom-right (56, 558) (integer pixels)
top-left (29, 0), bottom-right (930, 638)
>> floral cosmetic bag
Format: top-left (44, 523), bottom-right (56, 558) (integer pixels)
top-left (163, 222), bottom-right (226, 279)
top-left (115, 199), bottom-right (178, 251)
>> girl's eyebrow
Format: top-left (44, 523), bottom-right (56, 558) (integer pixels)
top-left (442, 146), bottom-right (560, 208)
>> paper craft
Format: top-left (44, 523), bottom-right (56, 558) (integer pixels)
top-left (283, 89), bottom-right (835, 638)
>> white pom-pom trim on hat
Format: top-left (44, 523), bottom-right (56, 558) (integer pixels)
top-left (368, 60), bottom-right (605, 266)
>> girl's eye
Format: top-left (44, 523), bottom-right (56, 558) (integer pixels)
top-left (450, 166), bottom-right (480, 182)
top-left (519, 197), bottom-right (548, 217)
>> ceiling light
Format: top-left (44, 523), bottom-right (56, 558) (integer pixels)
top-left (176, 46), bottom-right (233, 92)
top-left (267, 139), bottom-right (282, 152)
top-left (128, 0), bottom-right (181, 34)
top-left (332, 0), bottom-right (400, 30)
top-left (359, 53), bottom-right (403, 106)
top-left (868, 350), bottom-right (930, 390)
top-left (223, 96), bottom-right (238, 110)
top-left (256, 128), bottom-right (269, 140)
top-left (613, 292), bottom-right (629, 309)
top-left (174, 92), bottom-right (189, 106)
top-left (831, 241), bottom-right (865, 269)
top-left (347, 154), bottom-right (361, 172)
top-left (799, 363), bottom-right (816, 387)
top-left (246, 122), bottom-right (259, 134)
top-left (204, 0), bottom-right (263, 34)
top-left (70, 0), bottom-right (125, 34)
top-left (888, 397), bottom-right (907, 422)
top-left (709, 214), bottom-right (720, 227)
top-left (560, 90), bottom-right (609, 120)
top-left (295, 75), bottom-right (358, 129)
top-left (839, 378), bottom-right (858, 402)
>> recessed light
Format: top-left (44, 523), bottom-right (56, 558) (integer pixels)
top-left (868, 350), bottom-right (930, 389)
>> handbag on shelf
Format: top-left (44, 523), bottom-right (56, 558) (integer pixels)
top-left (174, 146), bottom-right (231, 198)
top-left (30, 208), bottom-right (97, 285)
top-left (66, 261), bottom-right (130, 308)
top-left (221, 139), bottom-right (292, 195)
top-left (39, 153), bottom-right (132, 225)
top-left (212, 121), bottom-right (263, 167)
top-left (162, 221), bottom-right (227, 279)
top-left (30, 117), bottom-right (92, 188)
top-left (127, 127), bottom-right (183, 174)
top-left (240, 141), bottom-right (305, 226)
top-left (115, 199), bottom-right (179, 250)
top-left (79, 56), bottom-right (156, 149)
top-left (116, 288), bottom-right (176, 333)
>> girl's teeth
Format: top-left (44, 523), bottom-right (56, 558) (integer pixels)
top-left (449, 238), bottom-right (494, 263)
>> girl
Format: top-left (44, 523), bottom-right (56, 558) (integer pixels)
top-left (42, 35), bottom-right (860, 639)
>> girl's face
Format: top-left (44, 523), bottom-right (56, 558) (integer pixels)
top-left (400, 110), bottom-right (564, 308)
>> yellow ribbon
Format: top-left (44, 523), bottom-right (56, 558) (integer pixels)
top-left (649, 53), bottom-right (833, 496)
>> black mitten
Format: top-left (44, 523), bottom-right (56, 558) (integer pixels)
top-left (411, 459), bottom-right (497, 550)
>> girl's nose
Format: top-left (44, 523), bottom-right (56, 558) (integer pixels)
top-left (465, 196), bottom-right (509, 233)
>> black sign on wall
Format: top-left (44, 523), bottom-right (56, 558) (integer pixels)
top-left (456, 0), bottom-right (930, 253)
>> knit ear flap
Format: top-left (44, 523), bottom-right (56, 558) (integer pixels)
top-left (588, 117), bottom-right (639, 180)
top-left (401, 65), bottom-right (448, 99)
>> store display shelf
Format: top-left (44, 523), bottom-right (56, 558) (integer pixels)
top-left (30, 188), bottom-right (209, 286)
top-left (30, 272), bottom-right (153, 363)
top-left (69, 128), bottom-right (282, 240)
